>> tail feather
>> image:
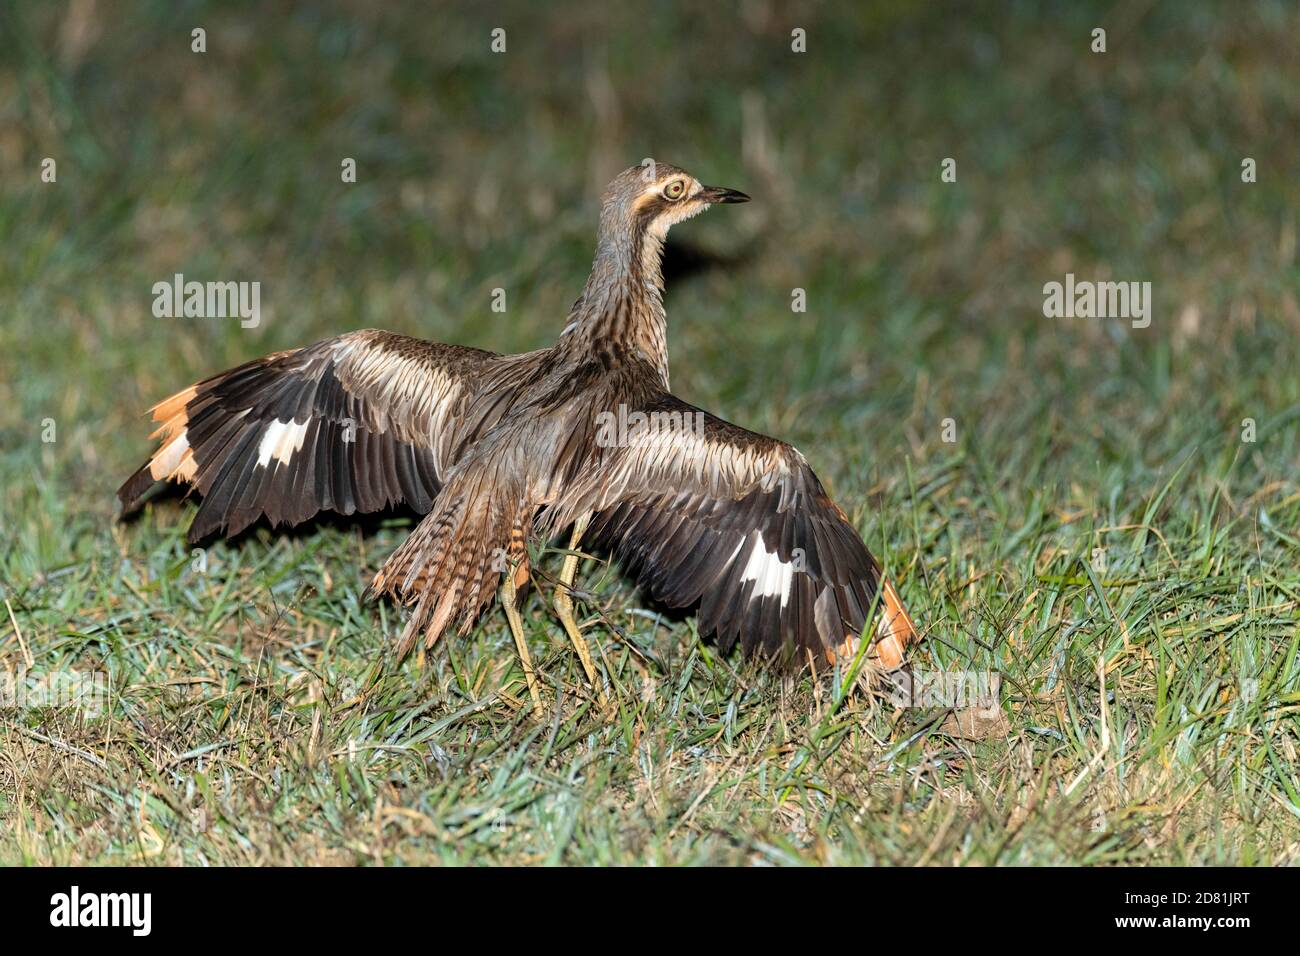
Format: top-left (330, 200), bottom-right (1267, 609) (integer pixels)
top-left (369, 473), bottom-right (528, 659)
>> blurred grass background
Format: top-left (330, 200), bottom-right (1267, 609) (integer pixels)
top-left (2, 0), bottom-right (1299, 864)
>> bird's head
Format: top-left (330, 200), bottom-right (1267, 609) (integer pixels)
top-left (600, 162), bottom-right (750, 243)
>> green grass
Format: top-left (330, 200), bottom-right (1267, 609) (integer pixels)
top-left (2, 0), bottom-right (1299, 864)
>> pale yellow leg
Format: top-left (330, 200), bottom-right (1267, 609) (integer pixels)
top-left (553, 515), bottom-right (607, 705)
top-left (501, 570), bottom-right (542, 711)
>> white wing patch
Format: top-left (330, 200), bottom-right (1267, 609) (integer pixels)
top-left (256, 418), bottom-right (311, 468)
top-left (738, 533), bottom-right (794, 608)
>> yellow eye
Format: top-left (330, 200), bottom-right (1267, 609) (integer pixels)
top-left (664, 180), bottom-right (686, 200)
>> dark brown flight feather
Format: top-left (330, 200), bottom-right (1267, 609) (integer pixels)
top-left (119, 163), bottom-right (919, 676)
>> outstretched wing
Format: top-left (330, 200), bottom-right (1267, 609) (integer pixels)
top-left (552, 392), bottom-right (918, 667)
top-left (118, 329), bottom-right (499, 542)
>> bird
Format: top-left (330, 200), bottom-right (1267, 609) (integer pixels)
top-left (118, 162), bottom-right (920, 708)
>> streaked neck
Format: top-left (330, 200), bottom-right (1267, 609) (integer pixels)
top-left (560, 219), bottom-right (669, 387)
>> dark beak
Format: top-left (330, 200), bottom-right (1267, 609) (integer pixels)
top-left (699, 185), bottom-right (751, 204)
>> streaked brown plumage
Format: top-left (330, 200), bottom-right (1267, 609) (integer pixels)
top-left (119, 163), bottom-right (919, 701)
